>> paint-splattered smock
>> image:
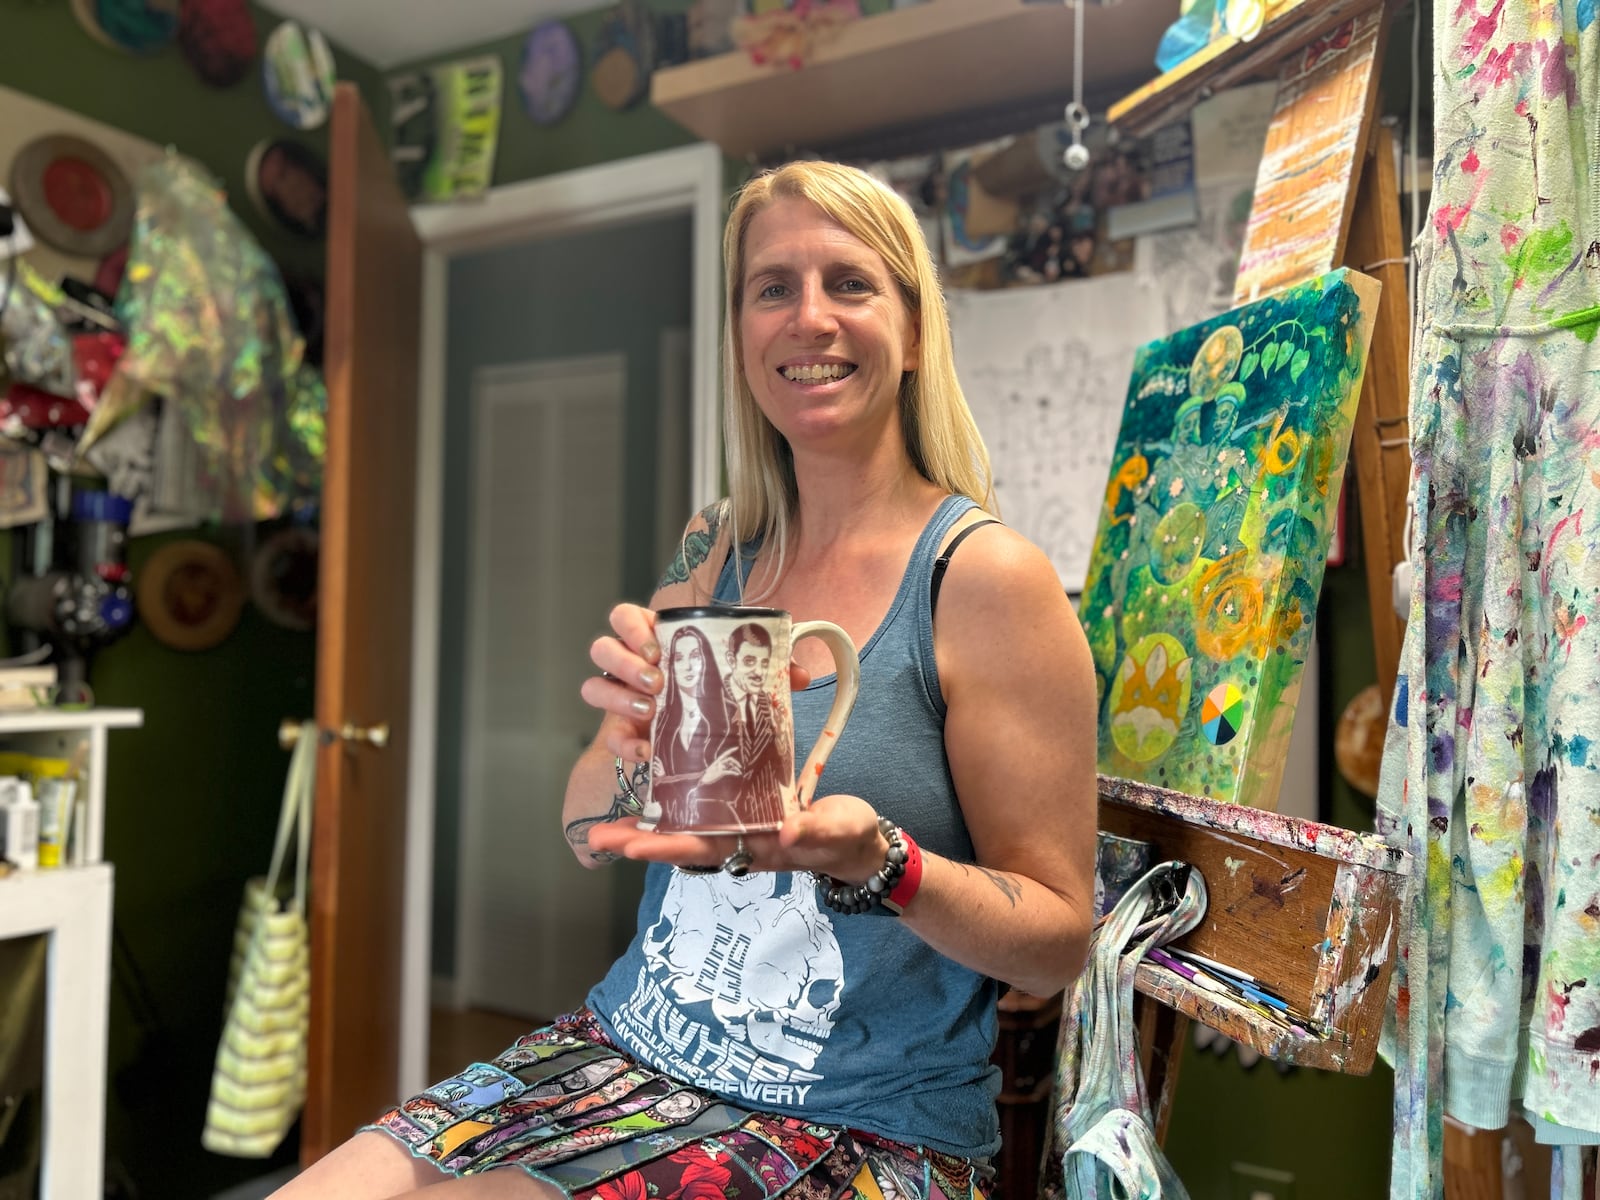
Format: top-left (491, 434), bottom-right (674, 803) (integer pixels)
top-left (1376, 1), bottom-right (1600, 1197)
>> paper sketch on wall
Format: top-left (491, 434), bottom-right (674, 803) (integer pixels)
top-left (1079, 268), bottom-right (1379, 811)
top-left (949, 274), bottom-right (1169, 592)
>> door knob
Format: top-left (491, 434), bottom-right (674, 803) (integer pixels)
top-left (338, 721), bottom-right (389, 748)
top-left (278, 719), bottom-right (390, 749)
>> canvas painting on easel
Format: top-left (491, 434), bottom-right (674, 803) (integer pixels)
top-left (1081, 267), bottom-right (1379, 810)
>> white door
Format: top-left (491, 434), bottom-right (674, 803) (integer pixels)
top-left (459, 355), bottom-right (625, 1019)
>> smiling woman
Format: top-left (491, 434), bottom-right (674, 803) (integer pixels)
top-left (276, 160), bottom-right (1099, 1200)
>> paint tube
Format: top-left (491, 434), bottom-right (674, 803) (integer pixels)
top-left (0, 777), bottom-right (39, 870)
top-left (31, 756), bottom-right (73, 869)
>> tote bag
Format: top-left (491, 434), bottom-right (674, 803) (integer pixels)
top-left (202, 722), bottom-right (316, 1157)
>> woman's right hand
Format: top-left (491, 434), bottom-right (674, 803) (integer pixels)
top-left (580, 603), bottom-right (664, 765)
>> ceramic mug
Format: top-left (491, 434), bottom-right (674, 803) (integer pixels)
top-left (641, 606), bottom-right (860, 835)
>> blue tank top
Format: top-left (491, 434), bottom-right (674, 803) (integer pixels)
top-left (587, 495), bottom-right (1001, 1157)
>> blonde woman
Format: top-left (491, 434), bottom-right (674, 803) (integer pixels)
top-left (278, 160), bottom-right (1097, 1200)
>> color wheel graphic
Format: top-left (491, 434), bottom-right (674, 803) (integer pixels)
top-left (1201, 683), bottom-right (1246, 746)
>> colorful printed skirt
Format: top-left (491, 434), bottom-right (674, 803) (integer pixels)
top-left (367, 1008), bottom-right (994, 1200)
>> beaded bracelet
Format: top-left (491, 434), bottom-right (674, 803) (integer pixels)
top-left (813, 816), bottom-right (912, 915)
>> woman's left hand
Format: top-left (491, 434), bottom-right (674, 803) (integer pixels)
top-left (586, 793), bottom-right (887, 882)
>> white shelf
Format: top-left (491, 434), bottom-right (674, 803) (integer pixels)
top-left (0, 861), bottom-right (110, 900)
top-left (0, 707), bottom-right (143, 734)
top-left (0, 863), bottom-right (113, 1200)
top-left (0, 708), bottom-right (140, 1200)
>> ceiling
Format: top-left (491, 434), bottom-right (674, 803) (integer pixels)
top-left (262, 0), bottom-right (591, 70)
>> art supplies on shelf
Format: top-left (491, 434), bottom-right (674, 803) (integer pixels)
top-left (0, 776), bottom-right (40, 870)
top-left (0, 751), bottom-right (81, 868)
top-left (1098, 775), bottom-right (1409, 1073)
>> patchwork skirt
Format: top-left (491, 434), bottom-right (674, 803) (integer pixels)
top-left (367, 1008), bottom-right (994, 1200)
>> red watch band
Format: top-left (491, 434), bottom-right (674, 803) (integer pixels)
top-left (883, 830), bottom-right (923, 915)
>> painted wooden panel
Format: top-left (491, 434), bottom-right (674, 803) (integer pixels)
top-left (1231, 7), bottom-right (1387, 304)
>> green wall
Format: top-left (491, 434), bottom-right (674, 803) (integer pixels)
top-left (0, 7), bottom-right (385, 1196)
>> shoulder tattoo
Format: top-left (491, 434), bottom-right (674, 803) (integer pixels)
top-left (656, 502), bottom-right (725, 590)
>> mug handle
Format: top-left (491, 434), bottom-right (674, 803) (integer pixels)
top-left (790, 620), bottom-right (861, 808)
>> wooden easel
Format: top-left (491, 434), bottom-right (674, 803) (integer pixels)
top-left (1088, 0), bottom-right (1414, 1162)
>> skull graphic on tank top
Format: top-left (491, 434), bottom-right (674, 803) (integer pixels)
top-left (638, 869), bottom-right (843, 1073)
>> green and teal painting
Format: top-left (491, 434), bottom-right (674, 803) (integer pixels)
top-left (1081, 268), bottom-right (1381, 810)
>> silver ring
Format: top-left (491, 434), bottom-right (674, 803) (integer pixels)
top-left (722, 837), bottom-right (754, 877)
top-left (599, 670), bottom-right (621, 683)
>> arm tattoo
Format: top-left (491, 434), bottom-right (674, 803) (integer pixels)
top-left (563, 762), bottom-right (648, 864)
top-left (962, 863), bottom-right (1024, 907)
top-left (656, 502), bottom-right (724, 590)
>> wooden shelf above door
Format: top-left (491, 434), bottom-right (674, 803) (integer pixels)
top-left (650, 0), bottom-right (1182, 161)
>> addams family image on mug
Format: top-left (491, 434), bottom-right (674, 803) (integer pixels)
top-left (644, 606), bottom-right (859, 835)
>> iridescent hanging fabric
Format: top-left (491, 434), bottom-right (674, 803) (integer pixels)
top-left (82, 153), bottom-right (325, 522)
top-left (1377, 2), bottom-right (1600, 1198)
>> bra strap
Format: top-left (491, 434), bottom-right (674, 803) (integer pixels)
top-left (929, 518), bottom-right (1002, 616)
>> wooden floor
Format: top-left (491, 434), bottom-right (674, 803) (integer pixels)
top-left (428, 1006), bottom-right (543, 1081)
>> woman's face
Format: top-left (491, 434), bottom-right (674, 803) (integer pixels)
top-left (671, 636), bottom-right (705, 694)
top-left (737, 197), bottom-right (919, 455)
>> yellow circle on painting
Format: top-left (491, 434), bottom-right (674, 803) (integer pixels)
top-left (1108, 633), bottom-right (1193, 763)
top-left (1263, 426), bottom-right (1304, 474)
top-left (1189, 325), bottom-right (1244, 400)
top-left (1195, 570), bottom-right (1265, 661)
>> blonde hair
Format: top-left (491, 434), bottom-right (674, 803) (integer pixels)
top-left (720, 160), bottom-right (995, 593)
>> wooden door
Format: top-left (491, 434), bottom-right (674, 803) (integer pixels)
top-left (303, 82), bottom-right (422, 1165)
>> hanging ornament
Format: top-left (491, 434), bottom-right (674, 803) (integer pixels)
top-left (1062, 0), bottom-right (1092, 173)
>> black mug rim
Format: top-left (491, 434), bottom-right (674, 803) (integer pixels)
top-left (655, 605), bottom-right (787, 620)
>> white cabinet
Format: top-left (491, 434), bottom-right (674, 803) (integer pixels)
top-left (0, 708), bottom-right (143, 1200)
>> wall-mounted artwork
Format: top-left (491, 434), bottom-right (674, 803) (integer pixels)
top-left (1080, 267), bottom-right (1379, 810)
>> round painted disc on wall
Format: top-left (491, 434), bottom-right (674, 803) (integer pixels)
top-left (262, 19), bottom-right (336, 131)
top-left (178, 0), bottom-right (258, 88)
top-left (519, 20), bottom-right (583, 125)
top-left (72, 0), bottom-right (179, 54)
top-left (245, 138), bottom-right (328, 240)
top-left (250, 526), bottom-right (318, 631)
top-left (590, 0), bottom-right (655, 111)
top-left (136, 540), bottom-right (247, 651)
top-left (8, 134), bottom-right (135, 258)
top-left (1200, 682), bottom-right (1246, 746)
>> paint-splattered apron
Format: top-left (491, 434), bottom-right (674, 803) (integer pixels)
top-left (367, 1008), bottom-right (994, 1200)
top-left (1377, 2), bottom-right (1600, 1197)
